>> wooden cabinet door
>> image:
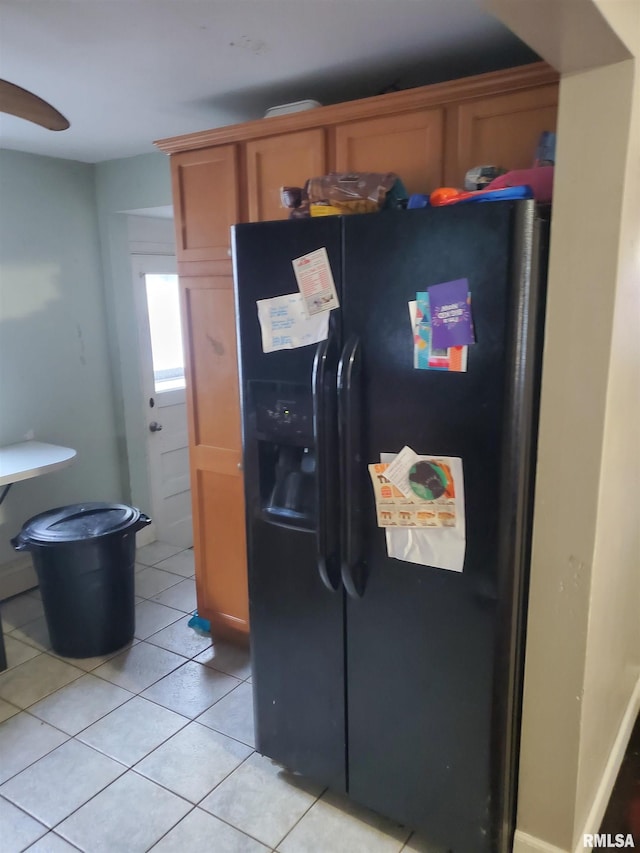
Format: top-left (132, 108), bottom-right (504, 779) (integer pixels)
top-left (180, 274), bottom-right (248, 643)
top-left (246, 128), bottom-right (326, 222)
top-left (172, 146), bottom-right (239, 263)
top-left (334, 109), bottom-right (444, 195)
top-left (446, 84), bottom-right (558, 185)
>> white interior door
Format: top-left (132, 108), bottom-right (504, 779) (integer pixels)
top-left (132, 254), bottom-right (193, 548)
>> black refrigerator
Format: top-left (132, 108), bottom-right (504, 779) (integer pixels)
top-left (232, 201), bottom-right (548, 853)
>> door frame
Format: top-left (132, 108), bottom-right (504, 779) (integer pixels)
top-left (130, 252), bottom-right (192, 547)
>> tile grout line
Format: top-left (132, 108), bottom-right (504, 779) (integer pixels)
top-left (271, 785), bottom-right (328, 851)
top-left (0, 645), bottom-right (252, 787)
top-left (3, 620), bottom-right (208, 845)
top-left (189, 752), bottom-right (284, 851)
top-left (142, 802), bottom-right (199, 852)
top-left (144, 751), bottom-right (269, 850)
top-left (4, 623), bottom-right (249, 721)
top-left (36, 743), bottom-right (257, 850)
top-left (0, 743), bottom-right (131, 847)
top-left (80, 639), bottom-right (249, 703)
top-left (2, 617), bottom-right (416, 852)
top-left (0, 668), bottom-right (252, 746)
top-left (0, 642), bottom-right (187, 788)
top-left (2, 557), bottom-right (275, 852)
top-left (45, 764), bottom-right (192, 852)
top-left (0, 790), bottom-right (52, 848)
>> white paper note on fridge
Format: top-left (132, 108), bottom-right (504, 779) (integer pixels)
top-left (256, 292), bottom-right (329, 353)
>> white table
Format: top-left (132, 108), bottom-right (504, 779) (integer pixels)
top-left (0, 441), bottom-right (76, 669)
top-left (0, 441), bottom-right (77, 505)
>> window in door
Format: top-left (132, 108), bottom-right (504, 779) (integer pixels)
top-left (144, 272), bottom-right (185, 393)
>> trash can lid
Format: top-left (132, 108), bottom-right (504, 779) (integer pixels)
top-left (17, 502), bottom-right (145, 545)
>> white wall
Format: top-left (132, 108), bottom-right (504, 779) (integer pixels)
top-left (574, 0), bottom-right (640, 840)
top-left (487, 1), bottom-right (640, 850)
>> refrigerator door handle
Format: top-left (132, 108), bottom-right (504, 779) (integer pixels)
top-left (337, 335), bottom-right (367, 598)
top-left (312, 335), bottom-right (341, 592)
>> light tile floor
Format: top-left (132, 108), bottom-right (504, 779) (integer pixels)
top-left (0, 543), bottom-right (431, 853)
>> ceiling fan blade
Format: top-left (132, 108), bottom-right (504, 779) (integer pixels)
top-left (0, 80), bottom-right (69, 131)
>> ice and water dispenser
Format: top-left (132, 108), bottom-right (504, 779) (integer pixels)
top-left (250, 381), bottom-right (317, 530)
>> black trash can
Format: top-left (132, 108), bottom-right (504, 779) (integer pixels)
top-left (12, 503), bottom-right (151, 658)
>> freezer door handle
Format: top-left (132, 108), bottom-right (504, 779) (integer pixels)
top-left (312, 335), bottom-right (341, 592)
top-left (338, 335), bottom-right (367, 598)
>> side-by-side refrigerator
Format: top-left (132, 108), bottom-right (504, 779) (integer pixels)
top-left (232, 201), bottom-right (549, 853)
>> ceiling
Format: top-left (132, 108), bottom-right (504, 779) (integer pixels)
top-left (0, 0), bottom-right (538, 164)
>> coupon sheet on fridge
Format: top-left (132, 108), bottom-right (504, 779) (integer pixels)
top-left (371, 450), bottom-right (466, 572)
top-left (291, 247), bottom-right (340, 316)
top-left (256, 292), bottom-right (329, 353)
top-left (368, 450), bottom-right (458, 528)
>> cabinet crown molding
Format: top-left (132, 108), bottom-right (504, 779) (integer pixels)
top-left (154, 61), bottom-right (558, 155)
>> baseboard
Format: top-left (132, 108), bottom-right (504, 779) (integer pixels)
top-left (514, 676), bottom-right (640, 853)
top-left (573, 675), bottom-right (640, 853)
top-left (0, 555), bottom-right (38, 600)
top-left (136, 522), bottom-right (157, 548)
top-left (514, 830), bottom-right (568, 853)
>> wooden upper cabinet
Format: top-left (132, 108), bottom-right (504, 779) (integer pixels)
top-left (446, 84), bottom-right (558, 185)
top-left (334, 109), bottom-right (444, 194)
top-left (171, 145), bottom-right (239, 262)
top-left (246, 128), bottom-right (326, 222)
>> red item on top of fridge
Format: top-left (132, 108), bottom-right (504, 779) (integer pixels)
top-left (429, 185), bottom-right (533, 206)
top-left (485, 165), bottom-right (554, 201)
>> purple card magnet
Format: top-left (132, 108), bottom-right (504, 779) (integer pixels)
top-left (428, 278), bottom-right (475, 349)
